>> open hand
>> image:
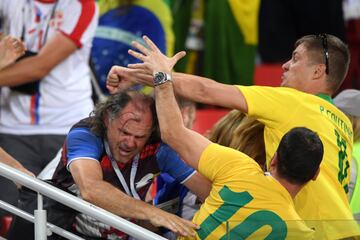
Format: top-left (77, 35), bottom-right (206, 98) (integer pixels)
top-left (128, 35), bottom-right (186, 76)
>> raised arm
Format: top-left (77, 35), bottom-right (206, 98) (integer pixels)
top-left (128, 36), bottom-right (212, 169)
top-left (69, 159), bottom-right (197, 236)
top-left (0, 33), bottom-right (77, 87)
top-left (106, 37), bottom-right (248, 113)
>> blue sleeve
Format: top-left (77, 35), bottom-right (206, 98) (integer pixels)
top-left (66, 127), bottom-right (103, 167)
top-left (156, 143), bottom-right (195, 183)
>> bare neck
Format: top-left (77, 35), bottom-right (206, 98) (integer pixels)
top-left (302, 78), bottom-right (333, 96)
top-left (271, 171), bottom-right (302, 199)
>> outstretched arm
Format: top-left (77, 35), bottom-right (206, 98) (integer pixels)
top-left (0, 34), bottom-right (25, 70)
top-left (129, 36), bottom-right (212, 169)
top-left (106, 36), bottom-right (248, 113)
top-left (70, 159), bottom-right (198, 236)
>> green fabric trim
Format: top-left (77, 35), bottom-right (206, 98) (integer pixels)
top-left (316, 93), bottom-right (334, 105)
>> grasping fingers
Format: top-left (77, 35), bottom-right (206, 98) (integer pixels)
top-left (174, 217), bottom-right (199, 237)
top-left (0, 35), bottom-right (26, 70)
top-left (11, 38), bottom-right (26, 56)
top-left (164, 217), bottom-right (197, 237)
top-left (150, 209), bottom-right (198, 237)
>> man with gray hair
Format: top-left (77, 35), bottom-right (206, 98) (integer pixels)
top-left (9, 90), bottom-right (210, 240)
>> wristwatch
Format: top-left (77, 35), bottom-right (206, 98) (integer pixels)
top-left (154, 72), bottom-right (172, 86)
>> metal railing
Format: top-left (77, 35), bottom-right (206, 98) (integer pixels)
top-left (0, 162), bottom-right (165, 240)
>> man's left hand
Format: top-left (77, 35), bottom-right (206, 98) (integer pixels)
top-left (128, 35), bottom-right (186, 76)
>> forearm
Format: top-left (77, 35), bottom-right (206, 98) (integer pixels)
top-left (172, 72), bottom-right (215, 104)
top-left (183, 172), bottom-right (211, 202)
top-left (172, 72), bottom-right (246, 111)
top-left (0, 148), bottom-right (27, 171)
top-left (0, 56), bottom-right (48, 87)
top-left (83, 180), bottom-right (158, 221)
top-left (154, 82), bottom-right (187, 155)
top-left (154, 81), bottom-right (209, 169)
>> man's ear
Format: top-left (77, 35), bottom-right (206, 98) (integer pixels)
top-left (312, 167), bottom-right (321, 181)
top-left (313, 64), bottom-right (326, 80)
top-left (269, 152), bottom-right (278, 170)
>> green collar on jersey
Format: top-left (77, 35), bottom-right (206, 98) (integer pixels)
top-left (316, 93), bottom-right (334, 105)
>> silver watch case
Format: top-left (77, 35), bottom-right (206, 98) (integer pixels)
top-left (154, 72), bottom-right (172, 86)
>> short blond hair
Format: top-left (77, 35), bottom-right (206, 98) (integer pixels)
top-left (209, 110), bottom-right (266, 169)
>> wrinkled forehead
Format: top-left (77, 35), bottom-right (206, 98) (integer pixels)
top-left (116, 109), bottom-right (154, 134)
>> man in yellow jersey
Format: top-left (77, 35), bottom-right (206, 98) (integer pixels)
top-left (125, 36), bottom-right (325, 239)
top-left (106, 33), bottom-right (360, 239)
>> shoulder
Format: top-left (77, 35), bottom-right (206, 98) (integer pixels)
top-left (155, 142), bottom-right (179, 159)
top-left (66, 120), bottom-right (103, 154)
top-left (139, 142), bottom-right (161, 160)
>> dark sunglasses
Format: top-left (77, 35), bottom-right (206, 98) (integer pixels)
top-left (317, 34), bottom-right (329, 75)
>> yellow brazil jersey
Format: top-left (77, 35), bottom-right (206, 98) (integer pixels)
top-left (238, 86), bottom-right (360, 239)
top-left (180, 143), bottom-right (314, 240)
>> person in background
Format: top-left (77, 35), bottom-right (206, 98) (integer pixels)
top-left (0, 0), bottom-right (98, 218)
top-left (108, 33), bottom-right (360, 239)
top-left (334, 89), bottom-right (360, 222)
top-left (208, 110), bottom-right (265, 169)
top-left (0, 34), bottom-right (33, 219)
top-left (91, 0), bottom-right (174, 95)
top-left (132, 36), bottom-right (325, 239)
top-left (0, 34), bottom-right (30, 178)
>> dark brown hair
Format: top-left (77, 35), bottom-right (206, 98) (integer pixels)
top-left (295, 34), bottom-right (350, 93)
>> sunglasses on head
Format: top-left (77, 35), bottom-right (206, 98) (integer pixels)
top-left (316, 34), bottom-right (329, 75)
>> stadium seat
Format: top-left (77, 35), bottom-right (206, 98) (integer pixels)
top-left (0, 215), bottom-right (12, 237)
top-left (193, 108), bottom-right (229, 135)
top-left (254, 64), bottom-right (283, 87)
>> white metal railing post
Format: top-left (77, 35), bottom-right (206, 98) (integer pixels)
top-left (0, 162), bottom-right (166, 240)
top-left (0, 200), bottom-right (84, 240)
top-left (34, 193), bottom-right (47, 240)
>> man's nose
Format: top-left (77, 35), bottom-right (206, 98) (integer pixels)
top-left (124, 135), bottom-right (136, 148)
top-left (282, 60), bottom-right (290, 71)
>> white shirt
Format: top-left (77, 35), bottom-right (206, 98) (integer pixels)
top-left (0, 0), bottom-right (98, 135)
